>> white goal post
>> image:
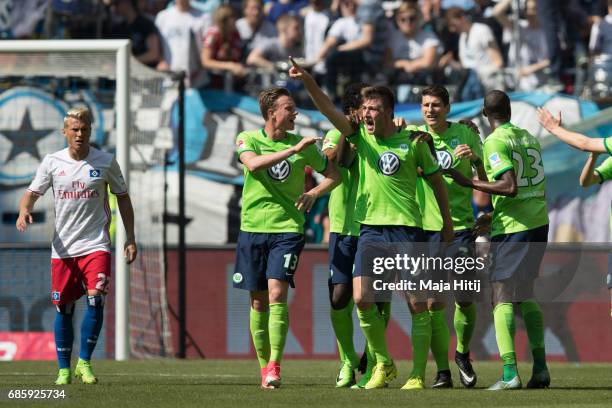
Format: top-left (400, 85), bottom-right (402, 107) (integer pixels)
top-left (0, 40), bottom-right (132, 361)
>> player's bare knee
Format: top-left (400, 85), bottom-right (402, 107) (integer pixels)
top-left (428, 299), bottom-right (445, 311)
top-left (330, 284), bottom-right (351, 310)
top-left (56, 303), bottom-right (75, 315)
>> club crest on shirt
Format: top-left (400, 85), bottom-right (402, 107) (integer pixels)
top-left (52, 291), bottom-right (60, 301)
top-left (436, 150), bottom-right (453, 170)
top-left (267, 160), bottom-right (291, 181)
top-left (89, 169), bottom-right (102, 178)
top-left (450, 138), bottom-right (459, 149)
top-left (378, 151), bottom-right (400, 176)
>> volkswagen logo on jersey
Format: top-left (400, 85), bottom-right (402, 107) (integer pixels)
top-left (436, 150), bottom-right (453, 170)
top-left (378, 152), bottom-right (400, 176)
top-left (267, 160), bottom-right (291, 181)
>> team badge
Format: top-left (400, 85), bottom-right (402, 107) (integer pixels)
top-left (267, 160), bottom-right (291, 181)
top-left (232, 273), bottom-right (243, 284)
top-left (378, 152), bottom-right (400, 175)
top-left (436, 150), bottom-right (453, 170)
top-left (450, 139), bottom-right (459, 148)
top-left (52, 291), bottom-right (60, 301)
top-left (399, 144), bottom-right (409, 152)
top-left (89, 169), bottom-right (101, 177)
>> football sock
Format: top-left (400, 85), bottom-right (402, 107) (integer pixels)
top-left (79, 295), bottom-right (104, 361)
top-left (519, 300), bottom-right (547, 373)
top-left (377, 302), bottom-right (392, 328)
top-left (54, 304), bottom-right (74, 369)
top-left (429, 309), bottom-right (450, 371)
top-left (249, 308), bottom-right (270, 369)
top-left (357, 305), bottom-right (391, 365)
top-left (410, 310), bottom-right (432, 378)
top-left (493, 303), bottom-right (517, 381)
top-left (454, 302), bottom-right (476, 354)
top-left (330, 300), bottom-right (358, 366)
top-left (269, 303), bottom-right (289, 363)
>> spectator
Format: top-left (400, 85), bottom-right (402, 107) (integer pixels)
top-left (236, 0), bottom-right (277, 55)
top-left (493, 0), bottom-right (550, 91)
top-left (324, 0), bottom-right (389, 98)
top-left (589, 0), bottom-right (612, 58)
top-left (155, 0), bottom-right (210, 87)
top-left (247, 14), bottom-right (303, 70)
top-left (201, 4), bottom-right (248, 90)
top-left (444, 6), bottom-right (503, 100)
top-left (303, 0), bottom-right (332, 74)
top-left (264, 0), bottom-right (309, 23)
top-left (314, 0), bottom-right (360, 69)
top-left (109, 0), bottom-right (162, 68)
top-left (390, 2), bottom-right (440, 85)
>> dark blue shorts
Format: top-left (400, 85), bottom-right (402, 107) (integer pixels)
top-left (328, 233), bottom-right (358, 285)
top-left (233, 231), bottom-right (305, 292)
top-left (489, 225), bottom-right (549, 283)
top-left (354, 224), bottom-right (425, 278)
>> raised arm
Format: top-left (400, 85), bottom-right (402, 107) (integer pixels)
top-left (537, 108), bottom-right (608, 153)
top-left (16, 191), bottom-right (40, 232)
top-left (288, 58), bottom-right (354, 136)
top-left (579, 153), bottom-right (602, 187)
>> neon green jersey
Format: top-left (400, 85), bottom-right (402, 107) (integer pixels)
top-left (604, 136), bottom-right (612, 155)
top-left (236, 129), bottom-right (328, 233)
top-left (594, 155), bottom-right (612, 234)
top-left (415, 123), bottom-right (482, 232)
top-left (348, 124), bottom-right (440, 228)
top-left (322, 129), bottom-right (360, 236)
top-left (483, 122), bottom-right (549, 236)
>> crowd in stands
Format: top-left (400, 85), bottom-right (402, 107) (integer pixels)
top-left (1, 0), bottom-right (611, 103)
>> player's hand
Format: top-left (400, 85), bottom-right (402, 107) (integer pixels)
top-left (294, 136), bottom-right (320, 153)
top-left (16, 210), bottom-right (33, 232)
top-left (410, 130), bottom-right (436, 156)
top-left (454, 144), bottom-right (477, 162)
top-left (345, 112), bottom-right (361, 135)
top-left (445, 168), bottom-right (473, 187)
top-left (394, 117), bottom-right (407, 130)
top-left (473, 213), bottom-right (492, 236)
top-left (124, 240), bottom-right (138, 264)
top-left (458, 118), bottom-right (480, 135)
top-left (295, 191), bottom-right (317, 212)
top-left (537, 107), bottom-right (561, 132)
top-left (288, 56), bottom-right (309, 81)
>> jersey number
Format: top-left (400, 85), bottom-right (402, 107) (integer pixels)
top-left (512, 149), bottom-right (544, 187)
top-left (283, 254), bottom-right (298, 271)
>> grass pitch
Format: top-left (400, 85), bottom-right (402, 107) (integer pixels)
top-left (1, 360), bottom-right (611, 407)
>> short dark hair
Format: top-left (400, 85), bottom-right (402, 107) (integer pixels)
top-left (341, 82), bottom-right (367, 115)
top-left (484, 90), bottom-right (511, 121)
top-left (421, 85), bottom-right (450, 106)
top-left (258, 87), bottom-right (292, 120)
top-left (361, 86), bottom-right (395, 113)
top-left (445, 6), bottom-right (466, 19)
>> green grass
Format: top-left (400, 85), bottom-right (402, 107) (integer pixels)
top-left (1, 360), bottom-right (611, 407)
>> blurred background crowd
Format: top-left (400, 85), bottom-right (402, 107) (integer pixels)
top-left (1, 0), bottom-right (611, 105)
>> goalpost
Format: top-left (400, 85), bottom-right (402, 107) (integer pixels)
top-left (0, 40), bottom-right (174, 360)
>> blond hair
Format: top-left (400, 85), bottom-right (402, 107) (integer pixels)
top-left (64, 107), bottom-right (93, 128)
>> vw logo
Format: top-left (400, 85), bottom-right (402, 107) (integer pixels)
top-left (378, 152), bottom-right (400, 176)
top-left (268, 160), bottom-right (291, 181)
top-left (436, 150), bottom-right (453, 170)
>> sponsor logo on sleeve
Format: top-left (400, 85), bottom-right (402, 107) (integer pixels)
top-left (488, 152), bottom-right (501, 167)
top-left (89, 169), bottom-right (101, 177)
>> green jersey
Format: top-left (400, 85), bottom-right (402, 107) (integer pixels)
top-left (236, 129), bottom-right (328, 233)
top-left (594, 155), bottom-right (612, 234)
top-left (604, 136), bottom-right (612, 155)
top-left (415, 123), bottom-right (482, 232)
top-left (483, 122), bottom-right (549, 236)
top-left (322, 129), bottom-right (360, 236)
top-left (347, 124), bottom-right (440, 228)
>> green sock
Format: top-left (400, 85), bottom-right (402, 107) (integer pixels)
top-left (269, 303), bottom-right (289, 363)
top-left (410, 311), bottom-right (432, 379)
top-left (454, 303), bottom-right (476, 354)
top-left (249, 308), bottom-right (270, 368)
top-left (429, 309), bottom-right (450, 371)
top-left (493, 303), bottom-right (517, 381)
top-left (357, 306), bottom-right (391, 365)
top-left (377, 302), bottom-right (392, 328)
top-left (519, 300), bottom-right (547, 373)
top-left (330, 300), bottom-right (359, 367)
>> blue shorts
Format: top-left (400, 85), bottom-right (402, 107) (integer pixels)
top-left (328, 233), bottom-right (358, 285)
top-left (354, 224), bottom-right (425, 278)
top-left (489, 225), bottom-right (549, 283)
top-left (233, 231), bottom-right (305, 292)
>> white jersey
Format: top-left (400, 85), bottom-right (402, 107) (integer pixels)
top-left (27, 147), bottom-right (128, 259)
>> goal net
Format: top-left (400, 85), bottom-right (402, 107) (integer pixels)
top-left (0, 41), bottom-right (174, 359)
